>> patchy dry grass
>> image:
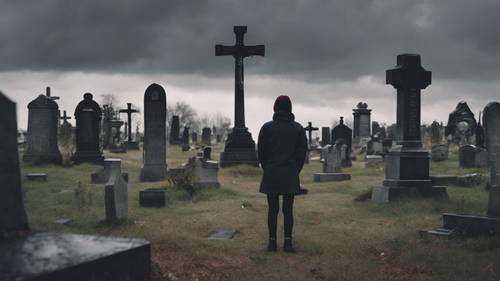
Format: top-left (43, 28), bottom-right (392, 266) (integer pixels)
top-left (20, 143), bottom-right (500, 281)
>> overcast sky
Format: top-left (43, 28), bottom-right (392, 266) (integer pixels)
top-left (1, 0), bottom-right (499, 137)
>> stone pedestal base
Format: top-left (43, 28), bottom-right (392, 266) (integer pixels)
top-left (371, 184), bottom-right (448, 203)
top-left (125, 141), bottom-right (140, 150)
top-left (0, 232), bottom-right (150, 281)
top-left (219, 128), bottom-right (258, 167)
top-left (442, 213), bottom-right (500, 236)
top-left (140, 164), bottom-right (167, 182)
top-left (313, 173), bottom-right (351, 182)
top-left (73, 151), bottom-right (104, 165)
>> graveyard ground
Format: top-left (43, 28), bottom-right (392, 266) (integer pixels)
top-left (20, 144), bottom-right (500, 281)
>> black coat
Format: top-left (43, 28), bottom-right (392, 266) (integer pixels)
top-left (258, 111), bottom-right (308, 194)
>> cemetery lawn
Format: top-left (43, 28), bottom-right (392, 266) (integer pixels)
top-left (20, 145), bottom-right (500, 281)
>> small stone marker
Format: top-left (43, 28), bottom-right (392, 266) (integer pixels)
top-left (208, 228), bottom-right (237, 240)
top-left (139, 188), bottom-right (166, 208)
top-left (431, 144), bottom-right (449, 162)
top-left (314, 144), bottom-right (351, 182)
top-left (459, 144), bottom-right (488, 168)
top-left (91, 158), bottom-right (128, 184)
top-left (141, 84), bottom-right (167, 181)
top-left (104, 159), bottom-right (128, 222)
top-left (26, 173), bottom-right (48, 181)
top-left (54, 218), bottom-right (72, 225)
top-left (365, 155), bottom-right (384, 168)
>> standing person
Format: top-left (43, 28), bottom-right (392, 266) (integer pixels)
top-left (257, 95), bottom-right (308, 252)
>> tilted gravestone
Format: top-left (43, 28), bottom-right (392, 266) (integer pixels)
top-left (216, 26), bottom-right (263, 167)
top-left (331, 117), bottom-right (352, 167)
top-left (73, 93), bottom-right (104, 164)
top-left (104, 159), bottom-right (128, 222)
top-left (352, 102), bottom-right (371, 146)
top-left (371, 54), bottom-right (447, 203)
top-left (314, 144), bottom-right (351, 182)
top-left (202, 127), bottom-right (212, 146)
top-left (321, 127), bottom-right (331, 146)
top-left (23, 94), bottom-right (62, 164)
top-left (0, 92), bottom-right (30, 237)
top-left (169, 115), bottom-right (180, 145)
top-left (140, 84), bottom-right (167, 181)
top-left (91, 158), bottom-right (129, 184)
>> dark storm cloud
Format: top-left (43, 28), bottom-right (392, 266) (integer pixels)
top-left (0, 0), bottom-right (499, 81)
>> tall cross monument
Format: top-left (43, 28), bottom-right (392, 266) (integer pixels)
top-left (119, 103), bottom-right (140, 150)
top-left (372, 54), bottom-right (447, 203)
top-left (215, 26), bottom-right (265, 167)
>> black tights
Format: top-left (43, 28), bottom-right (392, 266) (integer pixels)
top-left (267, 194), bottom-right (294, 240)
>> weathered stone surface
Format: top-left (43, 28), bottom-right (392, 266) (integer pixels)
top-left (321, 127), bottom-right (331, 146)
top-left (314, 144), bottom-right (350, 182)
top-left (169, 115), bottom-right (180, 145)
top-left (26, 173), bottom-right (47, 181)
top-left (0, 232), bottom-right (150, 280)
top-left (73, 93), bottom-right (104, 164)
top-left (445, 102), bottom-right (477, 145)
top-left (365, 155), bottom-right (384, 168)
top-left (352, 102), bottom-right (371, 145)
top-left (331, 117), bottom-right (352, 167)
top-left (208, 228), bottom-right (237, 240)
top-left (91, 159), bottom-right (128, 184)
top-left (140, 84), bottom-right (167, 181)
top-left (313, 173), bottom-right (351, 182)
top-left (456, 173), bottom-right (482, 187)
top-left (459, 144), bottom-right (488, 168)
top-left (201, 127), bottom-right (211, 146)
top-left (0, 92), bottom-right (29, 236)
top-left (139, 188), bottom-right (166, 208)
top-left (430, 175), bottom-right (457, 186)
top-left (367, 139), bottom-right (383, 155)
top-left (104, 160), bottom-right (128, 222)
top-left (23, 94), bottom-right (62, 164)
top-left (431, 144), bottom-right (449, 161)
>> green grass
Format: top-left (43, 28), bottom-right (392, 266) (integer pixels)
top-left (19, 143), bottom-right (500, 281)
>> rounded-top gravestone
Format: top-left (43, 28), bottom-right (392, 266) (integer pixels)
top-left (23, 95), bottom-right (62, 164)
top-left (73, 93), bottom-right (104, 164)
top-left (140, 84), bottom-right (167, 181)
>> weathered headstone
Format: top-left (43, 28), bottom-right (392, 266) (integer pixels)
top-left (191, 132), bottom-right (198, 144)
top-left (445, 101), bottom-right (477, 145)
top-left (367, 139), bottom-right (384, 155)
top-left (108, 120), bottom-right (127, 153)
top-left (104, 159), bottom-right (128, 222)
top-left (429, 120), bottom-right (442, 145)
top-left (216, 26), bottom-right (264, 167)
top-left (371, 54), bottom-right (447, 203)
top-left (0, 92), bottom-right (30, 236)
top-left (314, 144), bottom-right (351, 182)
top-left (119, 103), bottom-right (140, 150)
top-left (26, 173), bottom-right (48, 181)
top-left (202, 127), bottom-right (212, 146)
top-left (91, 158), bottom-right (129, 184)
top-left (331, 117), bottom-right (352, 167)
top-left (140, 84), bottom-right (167, 181)
top-left (190, 156), bottom-right (220, 188)
top-left (365, 155), bottom-right (384, 168)
top-left (169, 115), bottom-right (180, 145)
top-left (203, 146), bottom-right (212, 160)
top-left (321, 127), bottom-right (331, 146)
top-left (352, 102), bottom-right (371, 146)
top-left (73, 93), bottom-right (104, 164)
top-left (459, 144), bottom-right (488, 168)
top-left (23, 93), bottom-right (62, 164)
top-left (431, 144), bottom-right (449, 161)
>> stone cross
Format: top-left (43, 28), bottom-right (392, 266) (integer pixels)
top-left (119, 103), bottom-right (139, 143)
top-left (386, 54), bottom-right (431, 148)
top-left (304, 122), bottom-right (319, 146)
top-left (215, 26), bottom-right (265, 129)
top-left (60, 110), bottom-right (71, 124)
top-left (45, 86), bottom-right (59, 101)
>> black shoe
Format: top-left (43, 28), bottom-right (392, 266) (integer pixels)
top-left (267, 238), bottom-right (277, 252)
top-left (283, 238), bottom-right (296, 253)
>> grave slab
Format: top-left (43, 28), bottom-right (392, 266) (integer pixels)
top-left (26, 173), bottom-right (47, 181)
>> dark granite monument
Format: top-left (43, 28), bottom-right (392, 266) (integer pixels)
top-left (331, 117), bottom-right (352, 167)
top-left (169, 115), bottom-right (181, 145)
top-left (0, 92), bottom-right (29, 237)
top-left (181, 126), bottom-right (190, 151)
top-left (352, 102), bottom-right (371, 145)
top-left (321, 127), bottom-right (331, 146)
top-left (202, 127), bottom-right (212, 146)
top-left (23, 92), bottom-right (62, 164)
top-left (140, 84), bottom-right (167, 181)
top-left (216, 26), bottom-right (264, 167)
top-left (119, 102), bottom-right (140, 150)
top-left (73, 93), bottom-right (104, 164)
top-left (371, 54), bottom-right (447, 203)
top-left (191, 132), bottom-right (198, 144)
top-left (140, 188), bottom-right (166, 208)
